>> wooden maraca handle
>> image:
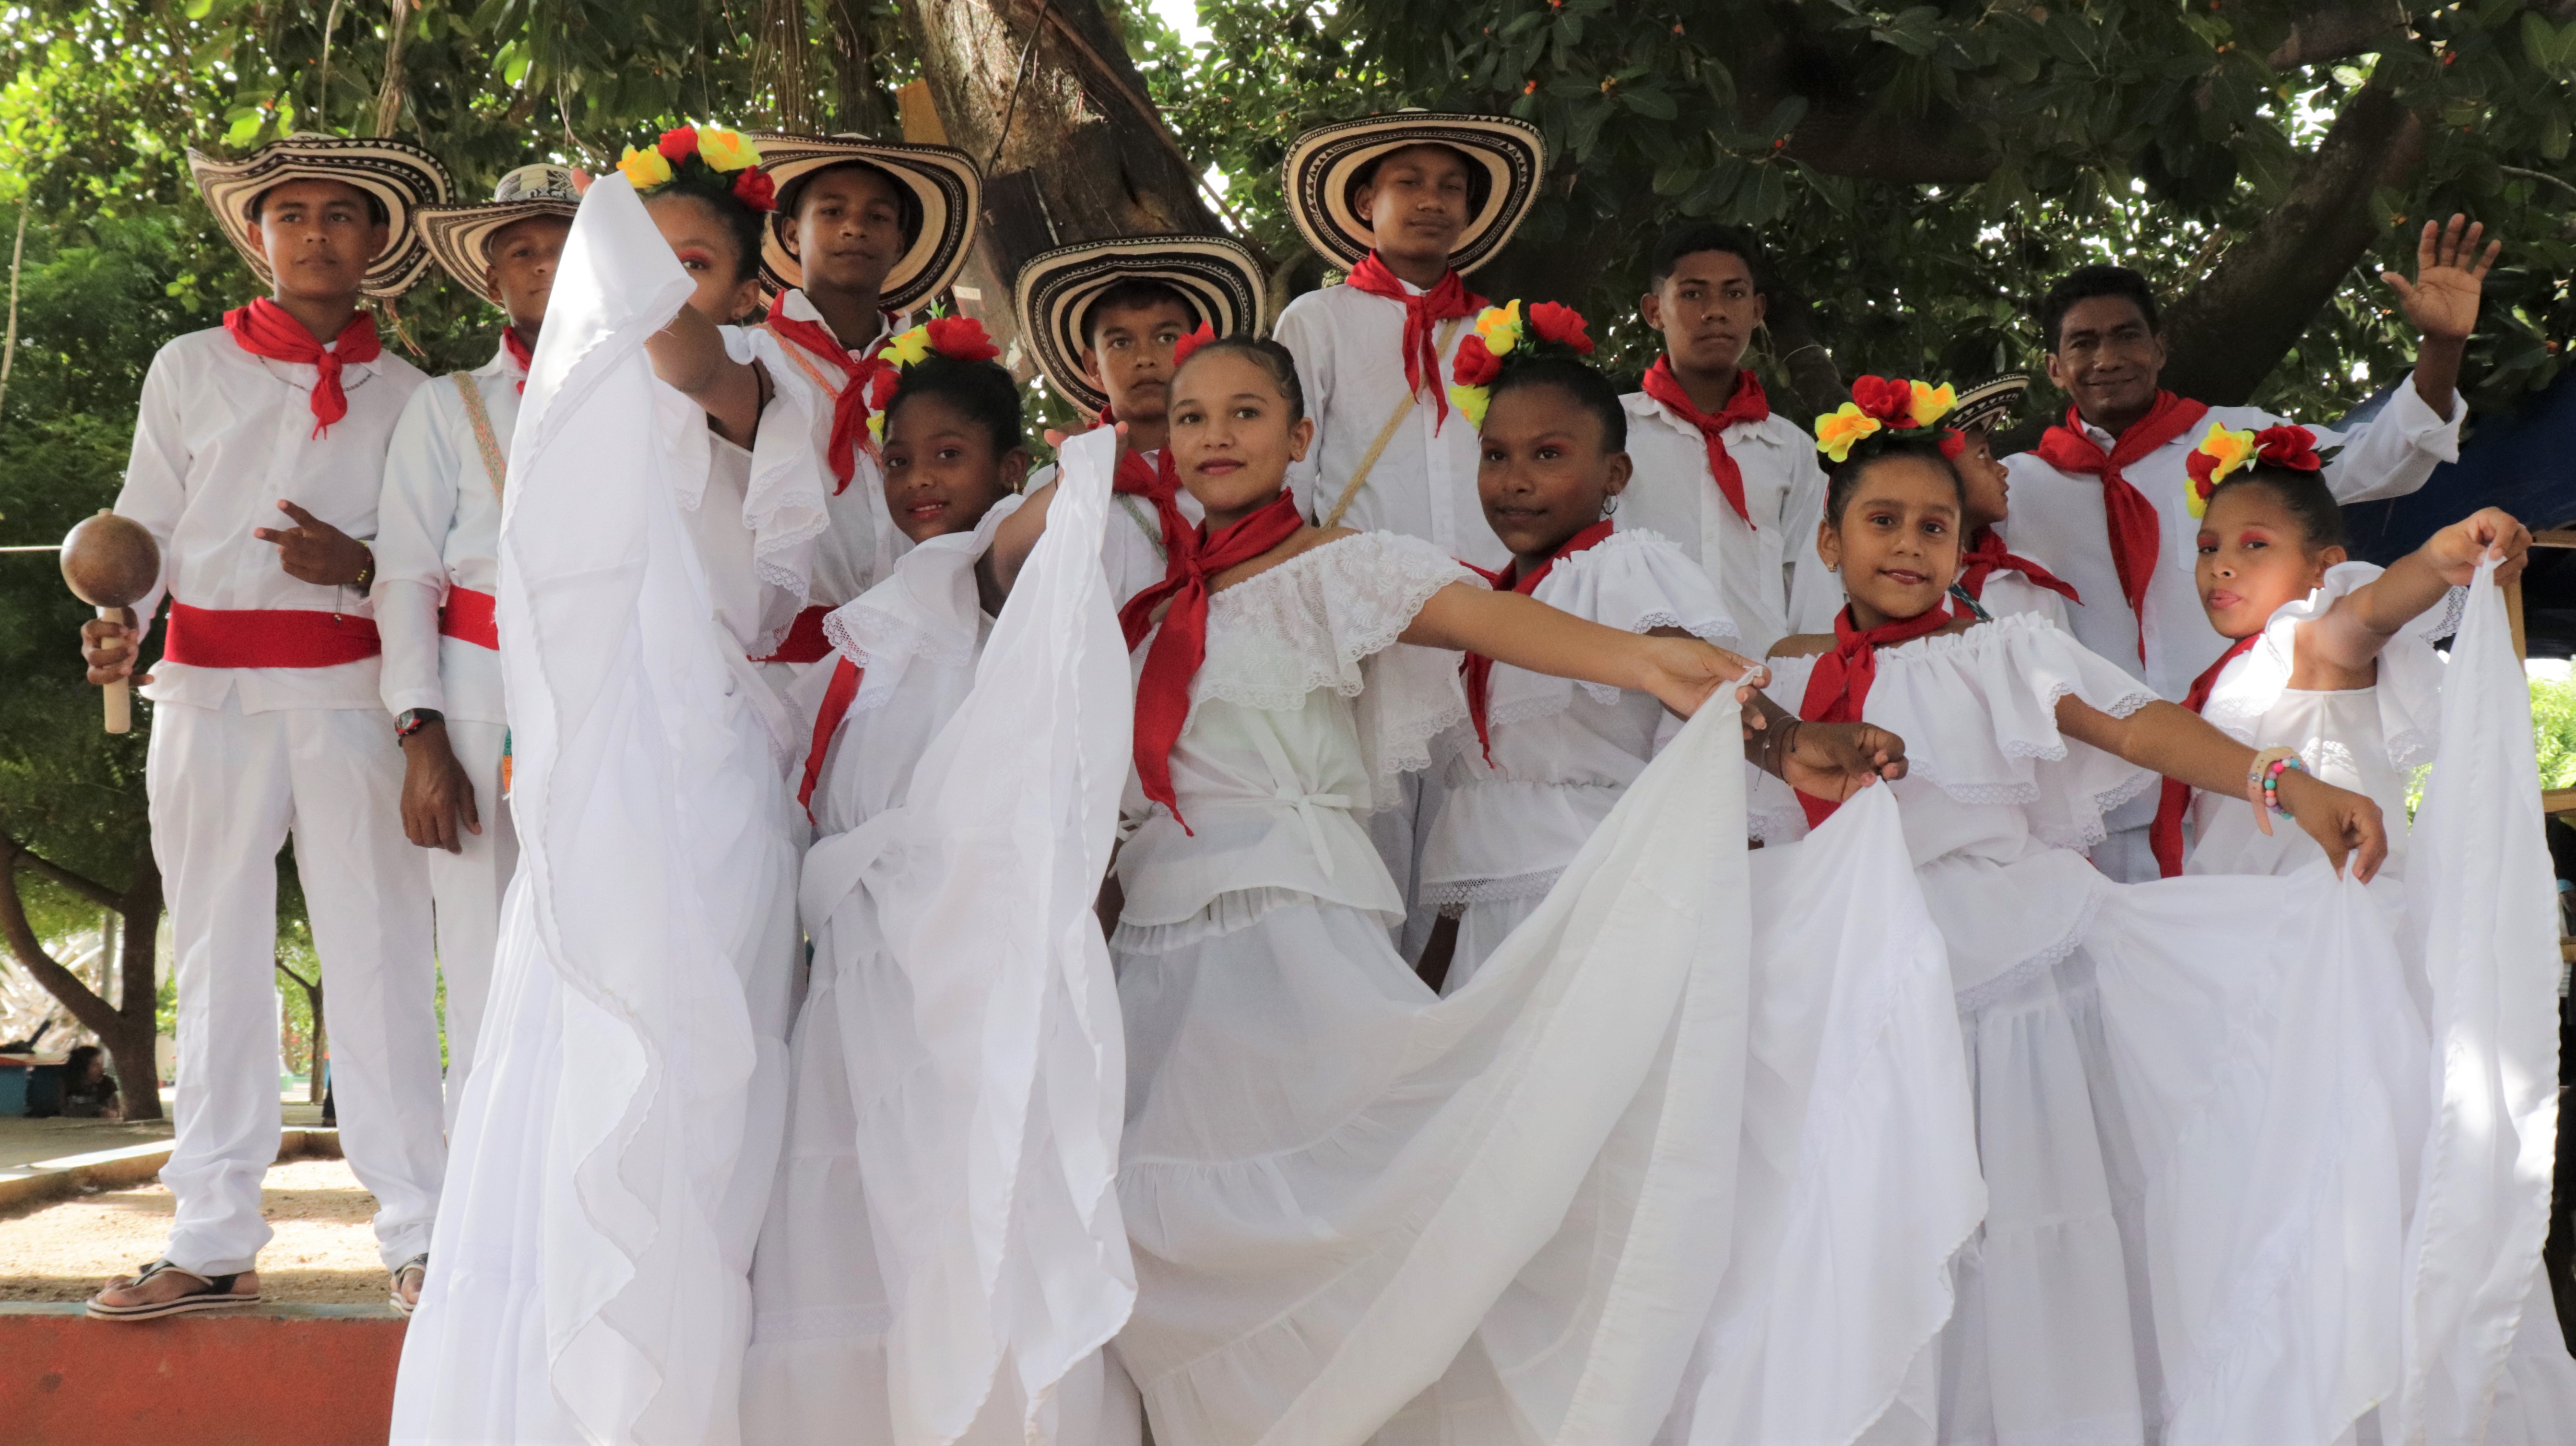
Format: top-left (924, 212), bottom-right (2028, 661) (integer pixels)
top-left (98, 605), bottom-right (130, 735)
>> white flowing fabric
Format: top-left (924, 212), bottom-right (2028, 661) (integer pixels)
top-left (1656, 787), bottom-right (1985, 1446)
top-left (744, 428), bottom-right (1138, 1445)
top-left (1117, 679), bottom-right (1759, 1445)
top-left (391, 173), bottom-right (809, 1446)
top-left (2394, 560), bottom-right (2575, 1443)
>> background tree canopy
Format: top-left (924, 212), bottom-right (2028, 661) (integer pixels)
top-left (1, 0), bottom-right (2571, 1095)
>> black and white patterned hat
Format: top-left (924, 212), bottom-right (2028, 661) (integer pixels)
top-left (1012, 235), bottom-right (1265, 415)
top-left (187, 132), bottom-right (454, 298)
top-left (748, 132), bottom-right (981, 312)
top-left (1281, 110), bottom-right (1545, 276)
top-left (418, 164), bottom-right (584, 302)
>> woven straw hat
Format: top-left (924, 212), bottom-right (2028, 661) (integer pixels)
top-left (1281, 111), bottom-right (1544, 275)
top-left (747, 133), bottom-right (981, 312)
top-left (187, 132), bottom-right (453, 298)
top-left (1012, 235), bottom-right (1265, 415)
top-left (417, 164), bottom-right (584, 301)
top-left (1948, 373), bottom-right (2031, 434)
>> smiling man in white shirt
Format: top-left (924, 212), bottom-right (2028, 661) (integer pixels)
top-left (374, 166), bottom-right (579, 1182)
top-left (77, 134), bottom-right (453, 1322)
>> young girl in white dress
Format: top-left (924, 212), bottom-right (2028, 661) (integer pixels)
top-left (1411, 306), bottom-right (1739, 992)
top-left (1942, 374), bottom-right (2080, 629)
top-left (1105, 332), bottom-right (1921, 1444)
top-left (393, 136), bottom-right (828, 1446)
top-left (1753, 379), bottom-right (2394, 1446)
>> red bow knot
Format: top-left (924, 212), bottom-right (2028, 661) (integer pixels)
top-left (1344, 251), bottom-right (1485, 433)
top-left (1641, 357), bottom-right (1771, 526)
top-left (766, 311), bottom-right (898, 494)
top-left (223, 298), bottom-right (384, 439)
top-left (1793, 604), bottom-right (1957, 827)
top-left (2029, 391), bottom-right (2212, 661)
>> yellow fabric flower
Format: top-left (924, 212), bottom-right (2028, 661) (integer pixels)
top-left (2185, 422), bottom-right (2258, 518)
top-left (697, 128), bottom-right (762, 173)
top-left (882, 325), bottom-right (932, 367)
top-left (1814, 403), bottom-right (1883, 463)
top-left (1449, 384), bottom-right (1492, 427)
top-left (1906, 380), bottom-right (1957, 428)
top-left (617, 145), bottom-right (674, 190)
top-left (1474, 300), bottom-right (1523, 357)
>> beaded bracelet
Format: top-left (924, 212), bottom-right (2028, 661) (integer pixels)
top-left (2244, 746), bottom-right (2305, 837)
top-left (2259, 754), bottom-right (2305, 812)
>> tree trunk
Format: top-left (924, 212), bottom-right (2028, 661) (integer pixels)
top-left (901, 0), bottom-right (1222, 322)
top-left (0, 834), bottom-right (165, 1120)
top-left (277, 956), bottom-right (326, 1106)
top-left (2160, 83), bottom-right (2425, 406)
top-left (822, 0), bottom-right (898, 136)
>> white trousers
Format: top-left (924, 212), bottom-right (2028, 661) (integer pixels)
top-left (425, 718), bottom-right (515, 1129)
top-left (147, 695), bottom-right (446, 1275)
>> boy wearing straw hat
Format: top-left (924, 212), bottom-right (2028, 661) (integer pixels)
top-left (374, 164), bottom-right (579, 1149)
top-left (1617, 224), bottom-right (1838, 658)
top-left (995, 235), bottom-right (1265, 606)
top-left (1270, 111), bottom-right (1544, 958)
top-left (77, 133), bottom-right (454, 1320)
top-left (746, 133), bottom-right (981, 677)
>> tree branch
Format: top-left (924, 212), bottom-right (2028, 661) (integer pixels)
top-left (0, 842), bottom-right (117, 1038)
top-left (2267, 0), bottom-right (2407, 71)
top-left (2, 834), bottom-right (125, 912)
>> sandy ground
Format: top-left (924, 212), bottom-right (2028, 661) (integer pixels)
top-left (0, 1155), bottom-right (391, 1304)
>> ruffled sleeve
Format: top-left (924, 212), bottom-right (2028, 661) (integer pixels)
top-left (1197, 531), bottom-right (1480, 809)
top-left (730, 325), bottom-right (832, 600)
top-left (815, 492), bottom-right (1026, 723)
top-left (2199, 560), bottom-right (2451, 768)
top-left (1479, 528), bottom-right (1741, 732)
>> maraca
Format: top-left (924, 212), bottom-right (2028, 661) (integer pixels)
top-left (59, 510), bottom-right (161, 734)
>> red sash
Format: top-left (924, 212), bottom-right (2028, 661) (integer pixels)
top-left (756, 605), bottom-right (835, 665)
top-left (1343, 252), bottom-right (1485, 434)
top-left (2029, 392), bottom-right (2210, 659)
top-left (797, 655), bottom-right (865, 821)
top-left (162, 602), bottom-right (381, 668)
top-left (2148, 634), bottom-right (2260, 877)
top-left (438, 587), bottom-right (499, 650)
top-left (1793, 604), bottom-right (1957, 827)
top-left (1461, 521), bottom-right (1615, 763)
top-left (1641, 358), bottom-right (1768, 526)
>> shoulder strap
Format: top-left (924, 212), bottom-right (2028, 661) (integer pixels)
top-left (1321, 316), bottom-right (1466, 530)
top-left (1117, 494), bottom-right (1168, 562)
top-left (450, 373), bottom-right (506, 501)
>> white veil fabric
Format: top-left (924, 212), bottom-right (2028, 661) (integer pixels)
top-left (392, 171), bottom-right (806, 1445)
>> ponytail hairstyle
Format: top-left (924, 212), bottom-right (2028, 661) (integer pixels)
top-left (619, 125), bottom-right (777, 283)
top-left (1169, 327), bottom-right (1307, 425)
top-left (1814, 375), bottom-right (1970, 523)
top-left (2187, 423), bottom-right (2345, 550)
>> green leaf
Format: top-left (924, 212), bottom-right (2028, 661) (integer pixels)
top-left (1624, 85), bottom-right (1677, 120)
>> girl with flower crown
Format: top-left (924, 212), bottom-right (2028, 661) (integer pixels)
top-left (1757, 377), bottom-right (2418, 1446)
top-left (1095, 310), bottom-right (1935, 1442)
top-left (392, 127), bottom-right (839, 1446)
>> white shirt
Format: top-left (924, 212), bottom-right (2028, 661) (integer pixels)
top-left (1274, 281), bottom-right (1507, 570)
top-left (375, 340), bottom-right (519, 724)
top-left (764, 288), bottom-right (905, 614)
top-left (2001, 379), bottom-right (2461, 701)
top-left (1617, 391), bottom-right (1837, 655)
top-left (1027, 442), bottom-right (1206, 610)
top-left (116, 323), bottom-right (425, 712)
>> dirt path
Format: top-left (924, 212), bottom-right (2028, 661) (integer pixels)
top-left (0, 1156), bottom-right (390, 1304)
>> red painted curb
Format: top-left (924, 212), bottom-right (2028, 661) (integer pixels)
top-left (0, 1307), bottom-right (402, 1446)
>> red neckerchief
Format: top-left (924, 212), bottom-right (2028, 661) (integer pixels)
top-left (1121, 491), bottom-right (1307, 829)
top-left (2148, 633), bottom-right (2261, 877)
top-left (765, 309), bottom-right (897, 494)
top-left (1111, 439), bottom-right (1192, 574)
top-left (2030, 391), bottom-right (2210, 659)
top-left (1794, 604), bottom-right (1957, 827)
top-left (1641, 357), bottom-right (1769, 526)
top-left (223, 298), bottom-right (382, 438)
top-left (1462, 520), bottom-right (1616, 764)
top-left (1957, 525), bottom-right (2081, 604)
top-left (1343, 251), bottom-right (1485, 434)
top-left (501, 327), bottom-right (534, 394)
top-left (796, 654), bottom-right (866, 822)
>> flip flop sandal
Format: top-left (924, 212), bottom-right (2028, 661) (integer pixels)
top-left (390, 1253), bottom-right (428, 1317)
top-left (85, 1258), bottom-right (259, 1320)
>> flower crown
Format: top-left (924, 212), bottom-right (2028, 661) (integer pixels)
top-left (1813, 376), bottom-right (1961, 465)
top-left (2184, 422), bottom-right (2332, 517)
top-left (618, 126), bottom-right (776, 213)
top-left (1446, 299), bottom-right (1596, 427)
top-left (861, 315), bottom-right (1004, 439)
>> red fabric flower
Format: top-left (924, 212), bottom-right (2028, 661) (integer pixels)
top-left (925, 314), bottom-right (1001, 363)
top-left (657, 126), bottom-right (700, 163)
top-left (2251, 424), bottom-right (2323, 473)
top-left (1526, 300), bottom-right (1595, 354)
top-left (1450, 333), bottom-right (1502, 388)
top-left (1171, 321), bottom-right (1218, 367)
top-left (1850, 375), bottom-right (1913, 424)
top-left (2185, 449), bottom-right (2223, 487)
top-left (731, 168), bottom-right (777, 213)
top-left (863, 368), bottom-right (902, 412)
top-left (1938, 427), bottom-right (1966, 460)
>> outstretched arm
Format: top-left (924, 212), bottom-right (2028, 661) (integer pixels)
top-left (2056, 696), bottom-right (2389, 880)
top-left (2384, 214), bottom-right (2501, 423)
top-left (2304, 507), bottom-right (2528, 681)
top-left (646, 306), bottom-right (764, 447)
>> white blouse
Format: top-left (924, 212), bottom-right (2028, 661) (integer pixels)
top-left (375, 338), bottom-right (520, 724)
top-left (1113, 531), bottom-right (1478, 949)
top-left (762, 287), bottom-right (907, 614)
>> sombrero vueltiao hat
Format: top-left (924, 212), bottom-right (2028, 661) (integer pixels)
top-left (1282, 110), bottom-right (1545, 276)
top-left (1948, 374), bottom-right (2031, 434)
top-left (747, 133), bottom-right (981, 312)
top-left (418, 164), bottom-right (585, 302)
top-left (187, 132), bottom-right (453, 298)
top-left (1013, 236), bottom-right (1266, 415)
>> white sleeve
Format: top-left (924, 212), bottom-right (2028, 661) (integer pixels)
top-left (374, 382), bottom-right (460, 716)
top-left (111, 346), bottom-right (189, 643)
top-left (2313, 374), bottom-right (2464, 505)
top-left (1780, 447), bottom-right (1843, 633)
top-left (1273, 297), bottom-right (1331, 522)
